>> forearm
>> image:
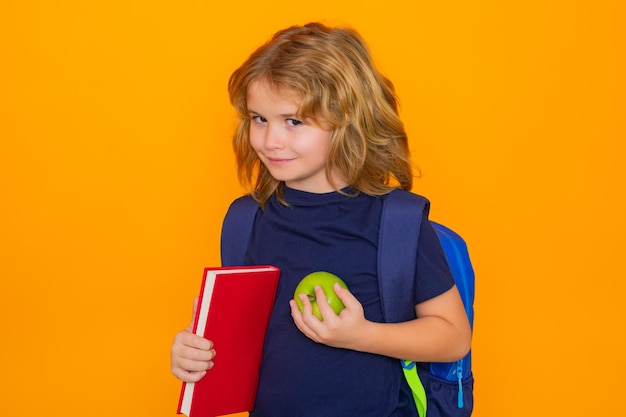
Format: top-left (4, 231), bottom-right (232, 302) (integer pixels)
top-left (350, 315), bottom-right (471, 363)
top-left (349, 287), bottom-right (471, 362)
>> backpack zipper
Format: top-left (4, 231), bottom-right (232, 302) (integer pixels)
top-left (455, 359), bottom-right (464, 408)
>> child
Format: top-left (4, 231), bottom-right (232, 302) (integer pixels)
top-left (171, 22), bottom-right (471, 417)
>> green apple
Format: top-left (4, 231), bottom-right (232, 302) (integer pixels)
top-left (294, 271), bottom-right (348, 320)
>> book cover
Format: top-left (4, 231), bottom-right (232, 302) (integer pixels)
top-left (177, 265), bottom-right (281, 417)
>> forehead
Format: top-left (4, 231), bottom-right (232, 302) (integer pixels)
top-left (247, 80), bottom-right (301, 107)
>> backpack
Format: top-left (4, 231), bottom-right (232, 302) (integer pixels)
top-left (220, 189), bottom-right (475, 417)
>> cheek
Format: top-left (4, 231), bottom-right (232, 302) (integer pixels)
top-left (248, 128), bottom-right (263, 152)
top-left (302, 132), bottom-right (332, 161)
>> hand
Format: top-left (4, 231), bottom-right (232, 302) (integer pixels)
top-left (171, 297), bottom-right (216, 382)
top-left (289, 283), bottom-right (371, 350)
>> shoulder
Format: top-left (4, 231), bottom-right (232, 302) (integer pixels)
top-left (380, 189), bottom-right (431, 219)
top-left (225, 194), bottom-right (259, 216)
top-left (382, 189), bottom-right (429, 204)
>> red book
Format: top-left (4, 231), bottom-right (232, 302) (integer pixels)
top-left (177, 265), bottom-right (281, 417)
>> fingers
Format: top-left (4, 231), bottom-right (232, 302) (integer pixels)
top-left (290, 284), bottom-right (369, 350)
top-left (171, 329), bottom-right (216, 382)
top-left (313, 285), bottom-right (336, 321)
top-left (293, 284), bottom-right (350, 323)
top-left (299, 291), bottom-right (317, 318)
top-left (332, 283), bottom-right (358, 312)
top-left (289, 299), bottom-right (307, 333)
top-left (172, 366), bottom-right (207, 383)
top-left (175, 329), bottom-right (214, 353)
top-left (314, 283), bottom-right (359, 320)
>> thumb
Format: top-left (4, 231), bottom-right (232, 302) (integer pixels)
top-left (186, 296), bottom-right (199, 331)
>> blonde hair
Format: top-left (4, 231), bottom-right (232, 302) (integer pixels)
top-left (228, 22), bottom-right (414, 206)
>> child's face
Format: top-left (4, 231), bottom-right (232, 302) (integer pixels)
top-left (247, 80), bottom-right (347, 193)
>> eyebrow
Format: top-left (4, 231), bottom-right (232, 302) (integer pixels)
top-left (247, 109), bottom-right (300, 118)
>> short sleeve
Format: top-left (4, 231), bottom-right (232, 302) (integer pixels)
top-left (414, 216), bottom-right (456, 304)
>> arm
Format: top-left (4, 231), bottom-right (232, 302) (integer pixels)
top-left (171, 297), bottom-right (217, 382)
top-left (290, 283), bottom-right (471, 362)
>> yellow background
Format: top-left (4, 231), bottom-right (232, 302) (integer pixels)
top-left (1, 1), bottom-right (624, 416)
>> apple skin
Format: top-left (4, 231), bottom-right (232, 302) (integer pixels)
top-left (294, 271), bottom-right (348, 320)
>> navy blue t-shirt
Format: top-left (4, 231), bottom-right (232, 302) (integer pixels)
top-left (244, 187), bottom-right (454, 417)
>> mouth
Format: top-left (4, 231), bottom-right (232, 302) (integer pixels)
top-left (266, 156), bottom-right (294, 166)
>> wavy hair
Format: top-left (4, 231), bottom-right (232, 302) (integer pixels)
top-left (228, 22), bottom-right (414, 206)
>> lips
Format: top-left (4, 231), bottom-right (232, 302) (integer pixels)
top-left (266, 156), bottom-right (294, 166)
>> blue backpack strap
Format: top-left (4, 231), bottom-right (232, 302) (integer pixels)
top-left (378, 189), bottom-right (429, 323)
top-left (379, 189), bottom-right (430, 416)
top-left (220, 195), bottom-right (259, 266)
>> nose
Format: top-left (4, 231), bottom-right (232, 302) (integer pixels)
top-left (263, 124), bottom-right (284, 150)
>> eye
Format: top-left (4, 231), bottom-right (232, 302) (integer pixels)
top-left (286, 118), bottom-right (303, 127)
top-left (251, 115), bottom-right (266, 123)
